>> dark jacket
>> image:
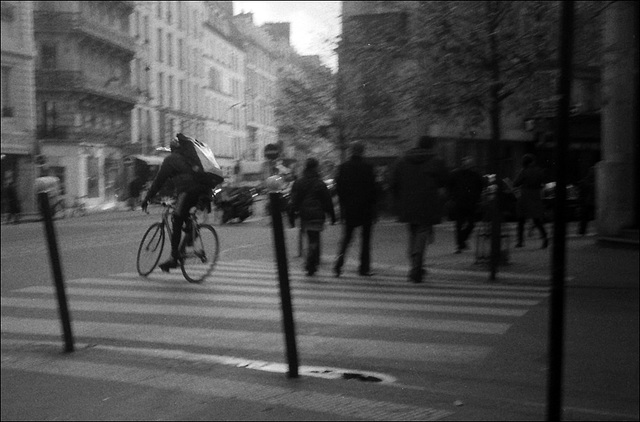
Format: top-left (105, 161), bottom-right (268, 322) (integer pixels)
top-left (336, 156), bottom-right (377, 226)
top-left (513, 164), bottom-right (546, 219)
top-left (448, 167), bottom-right (484, 212)
top-left (291, 169), bottom-right (335, 231)
top-left (391, 147), bottom-right (448, 225)
top-left (145, 152), bottom-right (206, 201)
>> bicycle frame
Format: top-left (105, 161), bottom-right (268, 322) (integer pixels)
top-left (160, 202), bottom-right (203, 254)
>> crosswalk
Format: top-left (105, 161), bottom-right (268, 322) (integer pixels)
top-left (1, 259), bottom-right (550, 420)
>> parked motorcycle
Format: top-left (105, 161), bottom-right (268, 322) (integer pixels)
top-left (213, 186), bottom-right (257, 223)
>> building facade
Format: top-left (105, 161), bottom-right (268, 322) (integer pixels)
top-left (202, 1), bottom-right (247, 181)
top-left (33, 0), bottom-right (137, 208)
top-left (1, 0), bottom-right (38, 213)
top-left (232, 12), bottom-right (278, 165)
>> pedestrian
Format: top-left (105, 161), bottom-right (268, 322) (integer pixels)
top-left (128, 177), bottom-right (143, 211)
top-left (334, 141), bottom-right (378, 277)
top-left (291, 157), bottom-right (336, 276)
top-left (447, 156), bottom-right (485, 254)
top-left (513, 153), bottom-right (548, 249)
top-left (390, 136), bottom-right (449, 283)
top-left (3, 179), bottom-right (21, 224)
top-left (577, 164), bottom-right (595, 236)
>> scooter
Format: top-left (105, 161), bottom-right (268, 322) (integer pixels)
top-left (213, 186), bottom-right (256, 223)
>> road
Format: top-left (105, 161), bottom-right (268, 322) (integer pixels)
top-left (1, 206), bottom-right (638, 420)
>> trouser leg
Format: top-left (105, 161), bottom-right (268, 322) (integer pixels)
top-left (533, 218), bottom-right (547, 239)
top-left (455, 216), bottom-right (464, 249)
top-left (307, 230), bottom-right (320, 272)
top-left (517, 218), bottom-right (525, 245)
top-left (408, 223), bottom-right (429, 281)
top-left (360, 222), bottom-right (372, 273)
top-left (336, 223), bottom-right (354, 270)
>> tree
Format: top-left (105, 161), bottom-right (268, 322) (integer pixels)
top-left (338, 1), bottom-right (603, 277)
top-left (275, 54), bottom-right (336, 159)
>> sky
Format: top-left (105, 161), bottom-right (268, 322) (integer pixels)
top-left (232, 1), bottom-right (341, 70)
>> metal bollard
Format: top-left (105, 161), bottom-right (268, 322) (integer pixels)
top-left (38, 192), bottom-right (74, 353)
top-left (266, 182), bottom-right (298, 378)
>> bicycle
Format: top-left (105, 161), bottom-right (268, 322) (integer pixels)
top-left (136, 198), bottom-right (220, 283)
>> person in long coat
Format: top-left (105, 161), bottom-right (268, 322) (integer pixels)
top-left (334, 141), bottom-right (378, 277)
top-left (291, 158), bottom-right (336, 276)
top-left (390, 136), bottom-right (449, 283)
top-left (447, 156), bottom-right (485, 254)
top-left (513, 153), bottom-right (548, 248)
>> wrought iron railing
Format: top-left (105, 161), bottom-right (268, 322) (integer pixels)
top-left (36, 70), bottom-right (138, 104)
top-left (34, 11), bottom-right (135, 54)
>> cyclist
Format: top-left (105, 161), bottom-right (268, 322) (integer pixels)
top-left (141, 133), bottom-right (213, 272)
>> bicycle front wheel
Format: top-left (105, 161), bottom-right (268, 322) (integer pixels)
top-left (181, 224), bottom-right (219, 283)
top-left (137, 222), bottom-right (165, 276)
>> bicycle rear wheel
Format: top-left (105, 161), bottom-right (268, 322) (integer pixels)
top-left (180, 224), bottom-right (219, 283)
top-left (137, 222), bottom-right (165, 276)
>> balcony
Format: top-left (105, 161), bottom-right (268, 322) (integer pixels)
top-left (34, 11), bottom-right (136, 55)
top-left (36, 70), bottom-right (139, 104)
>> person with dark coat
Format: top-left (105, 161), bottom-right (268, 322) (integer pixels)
top-left (390, 136), bottom-right (449, 283)
top-left (447, 156), bottom-right (485, 253)
top-left (577, 165), bottom-right (595, 236)
top-left (334, 141), bottom-right (378, 277)
top-left (513, 153), bottom-right (548, 248)
top-left (291, 158), bottom-right (336, 276)
top-left (3, 180), bottom-right (21, 224)
top-left (128, 177), bottom-right (144, 211)
top-left (141, 134), bottom-right (213, 272)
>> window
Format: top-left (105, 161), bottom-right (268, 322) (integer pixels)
top-left (143, 16), bottom-right (149, 42)
top-left (41, 44), bottom-right (57, 69)
top-left (1, 2), bottom-right (16, 22)
top-left (1, 66), bottom-right (13, 117)
top-left (178, 39), bottom-right (184, 69)
top-left (158, 72), bottom-right (164, 106)
top-left (167, 33), bottom-right (173, 66)
top-left (157, 28), bottom-right (163, 62)
top-left (178, 79), bottom-right (184, 109)
top-left (177, 1), bottom-right (182, 29)
top-left (133, 11), bottom-right (139, 38)
top-left (168, 75), bottom-right (174, 108)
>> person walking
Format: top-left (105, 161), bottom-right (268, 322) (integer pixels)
top-left (128, 176), bottom-right (143, 211)
top-left (291, 157), bottom-right (336, 276)
top-left (390, 136), bottom-right (449, 283)
top-left (334, 141), bottom-right (378, 277)
top-left (577, 165), bottom-right (595, 236)
top-left (447, 156), bottom-right (485, 254)
top-left (513, 153), bottom-right (548, 249)
top-left (3, 179), bottom-right (21, 224)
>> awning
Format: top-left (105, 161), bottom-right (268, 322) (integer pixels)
top-left (129, 155), bottom-right (165, 166)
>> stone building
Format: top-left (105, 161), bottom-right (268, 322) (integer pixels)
top-left (231, 12), bottom-right (278, 164)
top-left (33, 0), bottom-right (137, 208)
top-left (202, 1), bottom-right (247, 181)
top-left (1, 0), bottom-right (38, 213)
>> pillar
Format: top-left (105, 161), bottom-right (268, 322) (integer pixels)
top-left (597, 0), bottom-right (639, 236)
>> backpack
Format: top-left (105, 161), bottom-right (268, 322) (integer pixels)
top-left (176, 134), bottom-right (224, 189)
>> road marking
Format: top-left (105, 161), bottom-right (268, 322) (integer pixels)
top-left (14, 285), bottom-right (532, 317)
top-left (1, 297), bottom-right (512, 335)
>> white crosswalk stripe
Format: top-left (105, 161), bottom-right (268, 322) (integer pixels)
top-left (1, 259), bottom-right (550, 420)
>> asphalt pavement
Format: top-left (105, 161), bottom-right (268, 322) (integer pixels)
top-left (1, 203), bottom-right (638, 421)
